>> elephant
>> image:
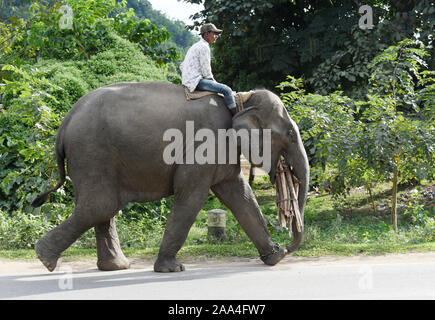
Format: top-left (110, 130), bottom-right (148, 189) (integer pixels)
top-left (31, 81), bottom-right (310, 273)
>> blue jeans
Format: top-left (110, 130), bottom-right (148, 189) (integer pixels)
top-left (197, 79), bottom-right (236, 110)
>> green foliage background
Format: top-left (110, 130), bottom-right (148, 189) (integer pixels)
top-left (0, 0), bottom-right (179, 217)
top-left (185, 0), bottom-right (435, 97)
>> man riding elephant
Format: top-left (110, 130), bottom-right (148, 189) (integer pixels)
top-left (180, 23), bottom-right (238, 115)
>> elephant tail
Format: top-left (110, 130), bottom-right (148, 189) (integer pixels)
top-left (31, 135), bottom-right (66, 208)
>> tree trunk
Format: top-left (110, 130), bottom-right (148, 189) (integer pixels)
top-left (367, 184), bottom-right (376, 214)
top-left (391, 154), bottom-right (400, 231)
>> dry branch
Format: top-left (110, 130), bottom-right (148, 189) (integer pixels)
top-left (275, 157), bottom-right (303, 238)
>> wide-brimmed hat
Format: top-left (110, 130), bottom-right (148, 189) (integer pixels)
top-left (200, 23), bottom-right (223, 35)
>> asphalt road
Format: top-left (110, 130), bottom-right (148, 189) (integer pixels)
top-left (1, 252), bottom-right (435, 300)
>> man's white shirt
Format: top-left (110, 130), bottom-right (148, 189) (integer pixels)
top-left (180, 38), bottom-right (214, 92)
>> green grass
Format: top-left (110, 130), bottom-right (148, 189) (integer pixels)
top-left (0, 176), bottom-right (434, 261)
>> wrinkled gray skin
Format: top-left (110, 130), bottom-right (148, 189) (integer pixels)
top-left (32, 82), bottom-right (309, 273)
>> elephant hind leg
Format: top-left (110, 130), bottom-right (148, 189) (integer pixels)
top-left (36, 187), bottom-right (123, 272)
top-left (35, 210), bottom-right (93, 272)
top-left (95, 218), bottom-right (130, 271)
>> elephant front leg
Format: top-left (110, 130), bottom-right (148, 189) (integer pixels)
top-left (211, 173), bottom-right (287, 266)
top-left (154, 170), bottom-right (211, 272)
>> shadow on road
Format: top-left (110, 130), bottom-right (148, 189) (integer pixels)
top-left (0, 260), bottom-right (268, 299)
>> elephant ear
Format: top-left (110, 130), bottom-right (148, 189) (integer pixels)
top-left (232, 106), bottom-right (264, 131)
top-left (232, 106), bottom-right (267, 164)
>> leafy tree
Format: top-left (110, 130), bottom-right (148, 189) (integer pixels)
top-left (112, 1), bottom-right (181, 65)
top-left (278, 76), bottom-right (362, 193)
top-left (0, 30), bottom-right (173, 212)
top-left (0, 0), bottom-right (179, 65)
top-left (0, 65), bottom-right (61, 212)
top-left (122, 0), bottom-right (197, 52)
top-left (0, 1), bottom-right (181, 213)
top-left (279, 40), bottom-right (434, 230)
top-left (364, 39), bottom-right (434, 230)
top-left (185, 0), bottom-right (434, 96)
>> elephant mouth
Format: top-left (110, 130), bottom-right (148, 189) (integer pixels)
top-left (269, 167), bottom-right (277, 184)
top-left (268, 150), bottom-right (284, 184)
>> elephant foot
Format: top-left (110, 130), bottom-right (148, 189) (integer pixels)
top-left (35, 239), bottom-right (60, 272)
top-left (154, 257), bottom-right (185, 272)
top-left (260, 244), bottom-right (287, 266)
top-left (97, 256), bottom-right (130, 271)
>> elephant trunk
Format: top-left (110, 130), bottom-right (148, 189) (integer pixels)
top-left (284, 169), bottom-right (307, 253)
top-left (282, 141), bottom-right (309, 254)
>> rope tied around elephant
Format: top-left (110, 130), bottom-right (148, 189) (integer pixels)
top-left (275, 158), bottom-right (303, 238)
top-left (183, 86), bottom-right (254, 114)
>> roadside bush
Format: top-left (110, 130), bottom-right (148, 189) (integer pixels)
top-left (116, 214), bottom-right (167, 249)
top-left (31, 60), bottom-right (90, 113)
top-left (80, 33), bottom-right (168, 89)
top-left (0, 65), bottom-right (62, 212)
top-left (279, 40), bottom-right (434, 231)
top-left (0, 29), bottom-right (174, 213)
top-left (0, 206), bottom-right (169, 250)
top-left (0, 210), bottom-right (51, 249)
